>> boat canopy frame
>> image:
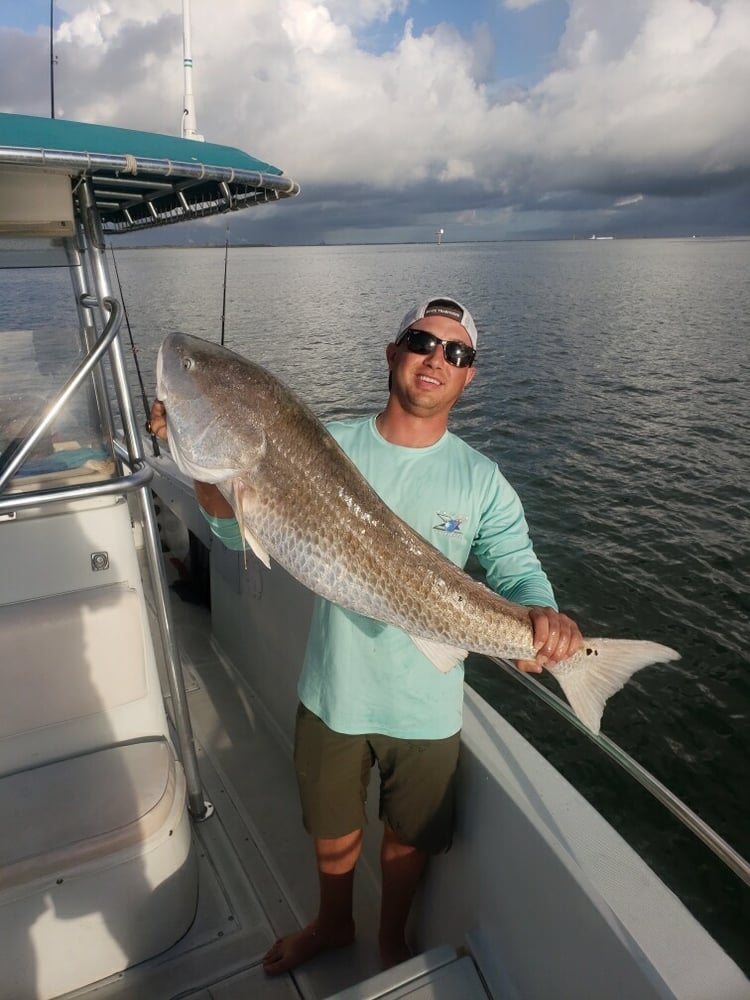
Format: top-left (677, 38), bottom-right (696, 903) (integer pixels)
top-left (0, 113), bottom-right (300, 234)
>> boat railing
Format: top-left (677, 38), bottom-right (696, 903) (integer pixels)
top-left (488, 655), bottom-right (750, 887)
top-left (0, 295), bottom-right (122, 494)
top-left (0, 461), bottom-right (152, 515)
top-left (0, 294), bottom-right (152, 513)
top-left (0, 284), bottom-right (209, 821)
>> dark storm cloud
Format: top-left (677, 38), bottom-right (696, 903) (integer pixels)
top-left (3, 2), bottom-right (749, 242)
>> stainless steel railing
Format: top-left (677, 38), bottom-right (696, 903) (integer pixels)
top-left (488, 655), bottom-right (750, 887)
top-left (0, 297), bottom-right (122, 493)
top-left (0, 253), bottom-right (208, 820)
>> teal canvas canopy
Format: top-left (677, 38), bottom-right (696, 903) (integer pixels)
top-left (0, 113), bottom-right (299, 233)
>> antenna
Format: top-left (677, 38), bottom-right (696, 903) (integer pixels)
top-left (181, 0), bottom-right (204, 141)
top-left (49, 1), bottom-right (57, 119)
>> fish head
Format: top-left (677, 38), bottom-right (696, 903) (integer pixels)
top-left (156, 332), bottom-right (266, 484)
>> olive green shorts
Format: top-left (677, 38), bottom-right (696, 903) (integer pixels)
top-left (293, 702), bottom-right (461, 855)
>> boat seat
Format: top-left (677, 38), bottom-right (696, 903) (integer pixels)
top-left (0, 584), bottom-right (172, 776)
top-left (0, 740), bottom-right (178, 893)
top-left (0, 586), bottom-right (198, 999)
top-left (0, 738), bottom-right (196, 999)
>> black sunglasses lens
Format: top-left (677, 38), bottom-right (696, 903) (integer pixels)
top-left (405, 330), bottom-right (436, 354)
top-left (444, 343), bottom-right (474, 367)
top-left (403, 329), bottom-right (474, 368)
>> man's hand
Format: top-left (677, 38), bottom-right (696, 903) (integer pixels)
top-left (516, 606), bottom-right (583, 674)
top-left (147, 398), bottom-right (235, 518)
top-left (148, 399), bottom-right (168, 441)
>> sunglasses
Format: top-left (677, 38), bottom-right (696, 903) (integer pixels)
top-left (397, 328), bottom-right (476, 368)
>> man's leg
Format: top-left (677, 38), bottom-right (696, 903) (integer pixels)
top-left (378, 824), bottom-right (428, 969)
top-left (263, 828), bottom-right (362, 976)
top-left (373, 729), bottom-right (461, 969)
top-left (264, 705), bottom-right (372, 976)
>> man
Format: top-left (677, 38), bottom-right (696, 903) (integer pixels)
top-left (149, 295), bottom-right (582, 976)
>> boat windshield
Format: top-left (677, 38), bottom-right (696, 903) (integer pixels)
top-left (0, 237), bottom-right (113, 490)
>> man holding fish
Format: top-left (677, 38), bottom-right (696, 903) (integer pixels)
top-left (150, 296), bottom-right (595, 974)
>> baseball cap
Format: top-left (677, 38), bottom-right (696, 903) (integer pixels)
top-left (395, 296), bottom-right (478, 348)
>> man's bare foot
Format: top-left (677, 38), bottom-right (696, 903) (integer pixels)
top-left (262, 919), bottom-right (355, 976)
top-left (379, 936), bottom-right (412, 970)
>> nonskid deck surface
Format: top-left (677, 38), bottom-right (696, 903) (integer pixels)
top-left (56, 533), bottom-right (489, 1000)
top-left (88, 573), bottom-right (385, 1000)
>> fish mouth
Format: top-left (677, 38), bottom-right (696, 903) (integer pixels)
top-left (155, 341), bottom-right (167, 399)
top-left (156, 332), bottom-right (182, 400)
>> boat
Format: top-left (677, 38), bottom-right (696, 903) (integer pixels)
top-left (1, 109), bottom-right (749, 999)
top-left (588, 234), bottom-right (615, 240)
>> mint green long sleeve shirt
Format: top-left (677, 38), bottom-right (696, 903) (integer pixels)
top-left (203, 416), bottom-right (556, 739)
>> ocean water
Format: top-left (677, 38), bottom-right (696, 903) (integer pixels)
top-left (3, 238), bottom-right (748, 967)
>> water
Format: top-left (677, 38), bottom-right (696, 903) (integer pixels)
top-left (3, 238), bottom-right (749, 967)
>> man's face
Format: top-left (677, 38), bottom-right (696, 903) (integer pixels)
top-left (386, 314), bottom-right (476, 419)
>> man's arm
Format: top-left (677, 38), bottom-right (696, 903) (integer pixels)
top-left (472, 468), bottom-right (582, 671)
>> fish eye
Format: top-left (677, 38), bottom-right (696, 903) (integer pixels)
top-left (182, 357), bottom-right (194, 371)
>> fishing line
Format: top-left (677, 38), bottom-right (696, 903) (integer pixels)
top-left (220, 224), bottom-right (230, 346)
top-left (109, 244), bottom-right (160, 457)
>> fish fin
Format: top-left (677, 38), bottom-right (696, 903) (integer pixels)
top-left (241, 525), bottom-right (271, 569)
top-left (224, 479), bottom-right (271, 570)
top-left (552, 639), bottom-right (679, 734)
top-left (411, 636), bottom-right (467, 673)
top-left (231, 480), bottom-right (249, 570)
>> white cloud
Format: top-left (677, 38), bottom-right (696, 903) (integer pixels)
top-left (503, 0), bottom-right (546, 10)
top-left (326, 0), bottom-right (409, 28)
top-left (614, 194), bottom-right (644, 207)
top-left (281, 0), bottom-right (350, 54)
top-left (3, 0), bottom-right (749, 235)
top-left (55, 0), bottom-right (167, 46)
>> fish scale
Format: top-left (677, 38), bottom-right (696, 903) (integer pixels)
top-left (231, 439), bottom-right (534, 656)
top-left (157, 332), bottom-right (680, 733)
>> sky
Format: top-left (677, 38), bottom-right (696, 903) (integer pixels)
top-left (1, 0), bottom-right (749, 245)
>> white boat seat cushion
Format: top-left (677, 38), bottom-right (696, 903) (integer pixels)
top-left (0, 586), bottom-right (147, 741)
top-left (0, 739), bottom-right (176, 893)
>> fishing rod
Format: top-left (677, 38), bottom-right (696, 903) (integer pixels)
top-left (108, 245), bottom-right (160, 457)
top-left (220, 224), bottom-right (230, 346)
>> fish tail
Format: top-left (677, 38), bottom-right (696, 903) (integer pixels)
top-left (553, 639), bottom-right (679, 734)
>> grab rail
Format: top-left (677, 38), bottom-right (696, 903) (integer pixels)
top-left (0, 296), bottom-right (122, 494)
top-left (488, 655), bottom-right (750, 887)
top-left (0, 461), bottom-right (151, 515)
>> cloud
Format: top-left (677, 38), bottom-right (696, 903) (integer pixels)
top-left (1, 0), bottom-right (748, 241)
top-left (614, 194), bottom-right (644, 208)
top-left (504, 0), bottom-right (547, 10)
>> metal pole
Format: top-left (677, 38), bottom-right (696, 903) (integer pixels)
top-left (181, 0), bottom-right (204, 141)
top-left (0, 298), bottom-right (121, 492)
top-left (65, 234), bottom-right (119, 455)
top-left (77, 178), bottom-right (210, 820)
top-left (0, 462), bottom-right (152, 516)
top-left (220, 225), bottom-right (229, 346)
top-left (49, 1), bottom-right (55, 119)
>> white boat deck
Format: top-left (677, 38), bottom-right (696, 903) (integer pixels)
top-left (83, 571), bottom-right (488, 1000)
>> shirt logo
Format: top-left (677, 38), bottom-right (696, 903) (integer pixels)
top-left (434, 512), bottom-right (464, 536)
